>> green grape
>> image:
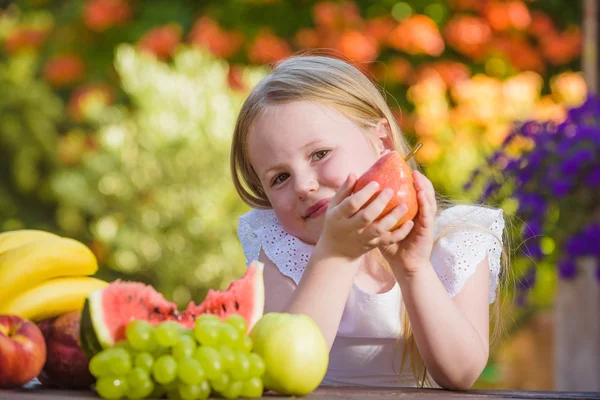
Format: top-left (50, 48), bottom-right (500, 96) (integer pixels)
top-left (193, 322), bottom-right (219, 347)
top-left (209, 373), bottom-right (230, 393)
top-left (126, 320), bottom-right (156, 351)
top-left (194, 314), bottom-right (221, 326)
top-left (230, 351), bottom-right (250, 381)
top-left (248, 353), bottom-right (266, 378)
top-left (240, 335), bottom-right (253, 353)
top-left (126, 367), bottom-right (154, 399)
top-left (179, 381), bottom-right (210, 400)
top-left (115, 340), bottom-right (137, 354)
top-left (134, 352), bottom-right (154, 373)
top-left (177, 357), bottom-right (205, 385)
top-left (218, 324), bottom-right (241, 348)
top-left (219, 346), bottom-right (236, 370)
top-left (149, 384), bottom-right (166, 399)
top-left (107, 348), bottom-right (132, 376)
top-left (155, 321), bottom-right (181, 347)
top-left (225, 315), bottom-right (247, 334)
top-left (166, 389), bottom-right (183, 400)
top-left (194, 346), bottom-right (223, 380)
top-left (220, 380), bottom-right (243, 399)
top-left (152, 354), bottom-right (178, 384)
top-left (172, 335), bottom-right (197, 360)
top-left (162, 379), bottom-right (181, 392)
top-left (241, 377), bottom-right (263, 398)
top-left (89, 351), bottom-right (112, 378)
top-left (95, 376), bottom-right (127, 400)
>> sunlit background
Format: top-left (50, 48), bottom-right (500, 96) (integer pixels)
top-left (0, 0), bottom-right (595, 391)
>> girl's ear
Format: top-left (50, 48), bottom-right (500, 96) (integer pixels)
top-left (373, 119), bottom-right (394, 156)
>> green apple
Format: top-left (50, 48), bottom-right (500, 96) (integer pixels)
top-left (249, 313), bottom-right (328, 396)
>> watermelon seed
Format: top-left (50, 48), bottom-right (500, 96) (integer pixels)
top-left (234, 301), bottom-right (240, 310)
top-left (222, 304), bottom-right (227, 313)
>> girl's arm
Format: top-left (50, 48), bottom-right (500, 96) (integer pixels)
top-left (395, 256), bottom-right (491, 391)
top-left (285, 244), bottom-right (362, 348)
top-left (280, 174), bottom-right (413, 349)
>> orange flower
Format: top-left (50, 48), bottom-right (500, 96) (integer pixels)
top-left (540, 27), bottom-right (582, 65)
top-left (364, 17), bottom-right (396, 44)
top-left (313, 1), bottom-right (362, 31)
top-left (336, 30), bottom-right (378, 63)
top-left (188, 17), bottom-right (244, 58)
top-left (484, 1), bottom-right (530, 31)
top-left (388, 15), bottom-right (445, 56)
top-left (493, 36), bottom-right (544, 73)
top-left (528, 11), bottom-right (556, 38)
top-left (417, 61), bottom-right (470, 88)
top-left (443, 15), bottom-right (492, 60)
top-left (43, 55), bottom-right (86, 87)
top-left (138, 24), bottom-right (182, 60)
top-left (83, 0), bottom-right (132, 32)
top-left (248, 30), bottom-right (292, 65)
top-left (4, 28), bottom-right (49, 54)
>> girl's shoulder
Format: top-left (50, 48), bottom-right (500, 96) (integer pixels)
top-left (238, 205), bottom-right (506, 302)
top-left (431, 204), bottom-right (505, 304)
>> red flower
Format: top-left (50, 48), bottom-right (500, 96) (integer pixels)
top-left (138, 24), bottom-right (182, 60)
top-left (83, 0), bottom-right (132, 32)
top-left (248, 30), bottom-right (292, 65)
top-left (188, 17), bottom-right (244, 58)
top-left (43, 55), bottom-right (86, 87)
top-left (67, 84), bottom-right (115, 122)
top-left (4, 28), bottom-right (49, 54)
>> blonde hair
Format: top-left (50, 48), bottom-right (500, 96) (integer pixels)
top-left (230, 54), bottom-right (510, 387)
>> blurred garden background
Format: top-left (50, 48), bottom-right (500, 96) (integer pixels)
top-left (0, 0), bottom-right (597, 391)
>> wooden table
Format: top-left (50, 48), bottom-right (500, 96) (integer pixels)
top-left (1, 385), bottom-right (599, 399)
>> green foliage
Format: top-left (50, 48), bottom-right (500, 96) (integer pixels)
top-left (49, 45), bottom-right (267, 305)
top-left (0, 52), bottom-right (64, 230)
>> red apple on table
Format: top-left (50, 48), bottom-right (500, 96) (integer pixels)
top-left (353, 150), bottom-right (419, 230)
top-left (0, 314), bottom-right (47, 388)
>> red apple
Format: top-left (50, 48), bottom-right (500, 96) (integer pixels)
top-left (352, 151), bottom-right (418, 230)
top-left (0, 315), bottom-right (47, 388)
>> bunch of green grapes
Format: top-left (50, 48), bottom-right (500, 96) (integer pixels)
top-left (88, 315), bottom-right (265, 399)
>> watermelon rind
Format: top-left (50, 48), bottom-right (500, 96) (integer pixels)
top-left (79, 297), bottom-right (104, 360)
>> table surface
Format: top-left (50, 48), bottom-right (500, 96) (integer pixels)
top-left (1, 385), bottom-right (599, 399)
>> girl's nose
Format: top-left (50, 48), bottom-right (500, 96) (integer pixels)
top-left (295, 177), bottom-right (319, 200)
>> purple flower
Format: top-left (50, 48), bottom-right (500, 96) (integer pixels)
top-left (523, 241), bottom-right (543, 260)
top-left (558, 259), bottom-right (577, 280)
top-left (522, 220), bottom-right (542, 241)
top-left (550, 180), bottom-right (572, 197)
top-left (585, 166), bottom-right (600, 186)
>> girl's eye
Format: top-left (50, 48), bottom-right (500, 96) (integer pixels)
top-left (271, 173), bottom-right (289, 186)
top-left (312, 150), bottom-right (330, 161)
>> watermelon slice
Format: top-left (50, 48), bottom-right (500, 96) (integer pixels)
top-left (80, 260), bottom-right (264, 359)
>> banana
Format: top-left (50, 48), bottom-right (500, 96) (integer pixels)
top-left (0, 237), bottom-right (99, 305)
top-left (0, 276), bottom-right (109, 322)
top-left (0, 229), bottom-right (60, 256)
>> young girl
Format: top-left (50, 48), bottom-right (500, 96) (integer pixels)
top-left (230, 55), bottom-right (506, 391)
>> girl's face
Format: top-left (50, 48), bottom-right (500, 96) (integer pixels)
top-left (247, 101), bottom-right (386, 245)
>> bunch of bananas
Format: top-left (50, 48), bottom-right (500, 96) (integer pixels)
top-left (0, 229), bottom-right (108, 322)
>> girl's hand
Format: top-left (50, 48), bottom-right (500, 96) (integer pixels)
top-left (317, 174), bottom-right (413, 260)
top-left (381, 170), bottom-right (437, 278)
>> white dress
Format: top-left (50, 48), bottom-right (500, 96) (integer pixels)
top-left (237, 205), bottom-right (505, 387)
